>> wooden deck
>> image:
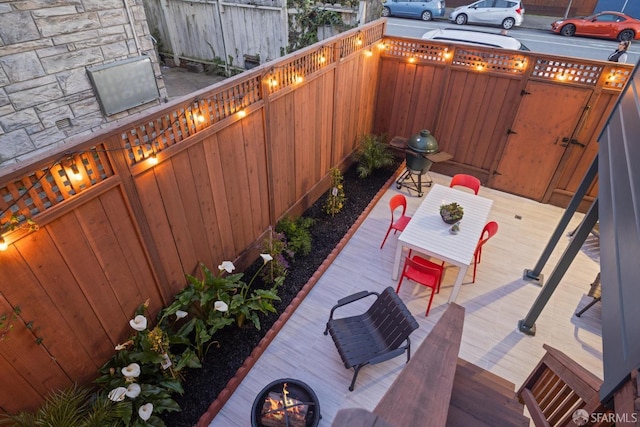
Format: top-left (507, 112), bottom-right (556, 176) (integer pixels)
top-left (208, 172), bottom-right (602, 426)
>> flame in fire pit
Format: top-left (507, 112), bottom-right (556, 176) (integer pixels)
top-left (261, 383), bottom-right (308, 427)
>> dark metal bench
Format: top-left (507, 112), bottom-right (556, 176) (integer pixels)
top-left (324, 287), bottom-right (419, 391)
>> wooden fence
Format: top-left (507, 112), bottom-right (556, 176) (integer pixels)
top-left (373, 37), bottom-right (631, 208)
top-left (0, 19), bottom-right (633, 413)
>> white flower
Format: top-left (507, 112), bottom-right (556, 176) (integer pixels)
top-left (129, 315), bottom-right (147, 331)
top-left (218, 261), bottom-right (235, 273)
top-left (260, 253), bottom-right (273, 264)
top-left (108, 387), bottom-right (127, 402)
top-left (214, 301), bottom-right (228, 312)
top-left (125, 383), bottom-right (141, 398)
top-left (175, 310), bottom-right (188, 319)
top-left (115, 343), bottom-right (126, 351)
top-left (122, 363), bottom-right (141, 378)
top-left (139, 403), bottom-right (154, 421)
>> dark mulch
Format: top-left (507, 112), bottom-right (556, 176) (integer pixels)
top-left (161, 162), bottom-right (399, 427)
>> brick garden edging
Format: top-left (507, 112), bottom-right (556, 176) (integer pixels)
top-left (196, 165), bottom-right (403, 426)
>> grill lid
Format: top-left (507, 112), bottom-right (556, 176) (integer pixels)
top-left (407, 129), bottom-right (438, 154)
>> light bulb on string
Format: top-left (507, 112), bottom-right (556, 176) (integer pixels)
top-left (0, 235), bottom-right (8, 251)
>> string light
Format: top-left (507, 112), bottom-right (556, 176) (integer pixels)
top-left (238, 110), bottom-right (246, 118)
top-left (377, 42), bottom-right (387, 50)
top-left (0, 95), bottom-right (201, 236)
top-left (408, 56), bottom-right (416, 63)
top-left (148, 152), bottom-right (158, 165)
top-left (71, 163), bottom-right (83, 181)
top-left (0, 235), bottom-right (7, 251)
top-left (364, 49), bottom-right (373, 57)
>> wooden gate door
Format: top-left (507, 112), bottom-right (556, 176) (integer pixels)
top-left (491, 81), bottom-right (593, 201)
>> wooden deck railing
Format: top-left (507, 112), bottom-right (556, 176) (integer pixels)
top-left (516, 344), bottom-right (611, 427)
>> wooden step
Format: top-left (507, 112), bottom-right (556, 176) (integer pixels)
top-left (446, 359), bottom-right (529, 427)
top-left (455, 358), bottom-right (518, 399)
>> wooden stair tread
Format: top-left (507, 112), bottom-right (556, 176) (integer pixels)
top-left (447, 363), bottom-right (529, 427)
top-left (455, 358), bottom-right (518, 398)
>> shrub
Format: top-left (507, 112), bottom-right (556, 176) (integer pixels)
top-left (324, 167), bottom-right (346, 216)
top-left (0, 385), bottom-right (124, 427)
top-left (260, 228), bottom-right (292, 285)
top-left (275, 216), bottom-right (315, 258)
top-left (353, 133), bottom-right (394, 179)
top-left (95, 301), bottom-right (199, 426)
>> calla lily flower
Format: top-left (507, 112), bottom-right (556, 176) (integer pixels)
top-left (108, 387), bottom-right (127, 402)
top-left (122, 363), bottom-right (141, 378)
top-left (139, 403), bottom-right (154, 421)
top-left (175, 310), bottom-right (188, 319)
top-left (218, 261), bottom-right (235, 273)
top-left (129, 315), bottom-right (147, 331)
top-left (260, 253), bottom-right (273, 264)
top-left (125, 383), bottom-right (141, 398)
top-left (214, 301), bottom-right (229, 312)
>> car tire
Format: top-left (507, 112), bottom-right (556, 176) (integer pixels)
top-left (421, 10), bottom-right (432, 21)
top-left (454, 14), bottom-right (467, 25)
top-left (560, 24), bottom-right (576, 37)
top-left (502, 17), bottom-right (515, 30)
top-left (382, 6), bottom-right (390, 17)
top-left (618, 29), bottom-right (634, 41)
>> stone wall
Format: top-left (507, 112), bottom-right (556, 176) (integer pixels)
top-left (0, 0), bottom-right (166, 167)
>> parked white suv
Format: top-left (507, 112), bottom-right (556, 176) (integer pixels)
top-left (450, 0), bottom-right (525, 30)
top-left (421, 28), bottom-right (530, 50)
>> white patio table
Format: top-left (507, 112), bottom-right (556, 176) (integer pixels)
top-left (391, 184), bottom-right (494, 303)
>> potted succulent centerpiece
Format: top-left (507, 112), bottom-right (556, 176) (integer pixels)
top-left (440, 202), bottom-right (464, 224)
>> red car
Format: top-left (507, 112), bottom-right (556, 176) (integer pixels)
top-left (551, 11), bottom-right (640, 41)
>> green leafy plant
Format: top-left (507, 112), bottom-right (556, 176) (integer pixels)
top-left (260, 229), bottom-right (292, 285)
top-left (286, 1), bottom-right (354, 52)
top-left (1, 215), bottom-right (39, 234)
top-left (95, 301), bottom-right (200, 426)
top-left (0, 385), bottom-right (125, 427)
top-left (324, 167), bottom-right (346, 217)
top-left (228, 256), bottom-right (283, 329)
top-left (0, 305), bottom-right (43, 345)
top-left (276, 216), bottom-right (315, 258)
top-left (0, 306), bottom-right (20, 342)
top-left (352, 134), bottom-right (395, 179)
top-left (165, 256), bottom-right (283, 344)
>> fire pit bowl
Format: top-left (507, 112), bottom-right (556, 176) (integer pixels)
top-left (251, 378), bottom-right (321, 427)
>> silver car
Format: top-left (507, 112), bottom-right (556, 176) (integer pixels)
top-left (450, 0), bottom-right (525, 30)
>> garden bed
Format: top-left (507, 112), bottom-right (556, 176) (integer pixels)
top-left (161, 162), bottom-right (401, 427)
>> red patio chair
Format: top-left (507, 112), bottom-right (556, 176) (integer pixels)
top-left (472, 221), bottom-right (499, 283)
top-left (380, 194), bottom-right (412, 249)
top-left (396, 255), bottom-right (443, 316)
top-left (449, 174), bottom-right (481, 195)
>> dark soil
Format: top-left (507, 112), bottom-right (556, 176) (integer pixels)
top-left (161, 162), bottom-right (399, 427)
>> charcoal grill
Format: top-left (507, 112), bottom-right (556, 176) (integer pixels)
top-left (395, 129), bottom-right (452, 197)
